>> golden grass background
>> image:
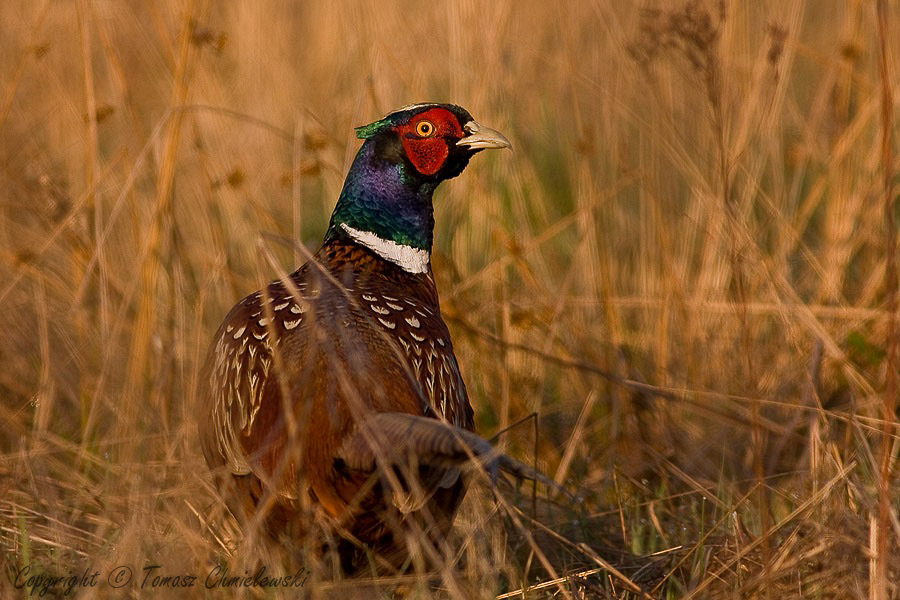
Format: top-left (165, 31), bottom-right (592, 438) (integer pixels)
top-left (1, 0), bottom-right (898, 597)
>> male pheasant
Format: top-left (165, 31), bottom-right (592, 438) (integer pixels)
top-left (198, 103), bottom-right (511, 573)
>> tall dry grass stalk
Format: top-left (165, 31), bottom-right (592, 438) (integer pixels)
top-left (873, 0), bottom-right (896, 598)
top-left (1, 1), bottom-right (898, 597)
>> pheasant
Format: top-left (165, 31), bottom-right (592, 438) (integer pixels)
top-left (198, 103), bottom-right (514, 573)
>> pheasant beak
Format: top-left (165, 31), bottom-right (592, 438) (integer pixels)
top-left (456, 121), bottom-right (511, 150)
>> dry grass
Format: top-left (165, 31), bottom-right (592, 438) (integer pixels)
top-left (1, 0), bottom-right (898, 597)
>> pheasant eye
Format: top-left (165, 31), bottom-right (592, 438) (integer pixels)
top-left (415, 120), bottom-right (435, 137)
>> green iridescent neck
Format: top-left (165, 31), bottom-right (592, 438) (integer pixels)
top-left (325, 141), bottom-right (436, 252)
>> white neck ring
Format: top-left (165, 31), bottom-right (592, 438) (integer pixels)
top-left (340, 223), bottom-right (430, 274)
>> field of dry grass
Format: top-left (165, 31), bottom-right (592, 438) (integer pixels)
top-left (1, 0), bottom-right (898, 597)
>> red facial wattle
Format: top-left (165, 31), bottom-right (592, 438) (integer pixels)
top-left (398, 107), bottom-right (464, 176)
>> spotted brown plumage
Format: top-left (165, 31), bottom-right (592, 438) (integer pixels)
top-left (198, 103), bottom-right (511, 573)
